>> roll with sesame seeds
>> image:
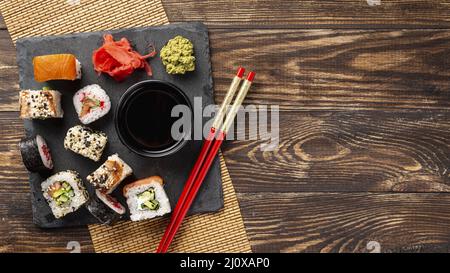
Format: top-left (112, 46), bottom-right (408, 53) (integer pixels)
top-left (87, 154), bottom-right (132, 194)
top-left (19, 89), bottom-right (63, 119)
top-left (64, 125), bottom-right (107, 161)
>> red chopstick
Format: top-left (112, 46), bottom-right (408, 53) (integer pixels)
top-left (156, 128), bottom-right (215, 253)
top-left (156, 68), bottom-right (246, 252)
top-left (158, 133), bottom-right (224, 253)
top-left (157, 71), bottom-right (255, 253)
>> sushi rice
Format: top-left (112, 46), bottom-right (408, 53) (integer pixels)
top-left (19, 89), bottom-right (63, 119)
top-left (75, 59), bottom-right (82, 79)
top-left (73, 84), bottom-right (111, 124)
top-left (124, 176), bottom-right (171, 221)
top-left (64, 125), bottom-right (108, 161)
top-left (41, 170), bottom-right (88, 219)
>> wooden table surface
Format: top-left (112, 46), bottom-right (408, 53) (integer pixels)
top-left (2, 0), bottom-right (450, 253)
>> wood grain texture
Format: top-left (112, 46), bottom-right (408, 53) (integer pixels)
top-left (0, 112), bottom-right (93, 252)
top-left (223, 110), bottom-right (450, 192)
top-left (2, 111), bottom-right (450, 194)
top-left (2, 0), bottom-right (450, 253)
top-left (162, 0), bottom-right (450, 29)
top-left (0, 29), bottom-right (18, 111)
top-left (0, 16), bottom-right (5, 30)
top-left (0, 29), bottom-right (16, 65)
top-left (210, 28), bottom-right (450, 111)
top-left (4, 1), bottom-right (450, 29)
top-left (240, 192), bottom-right (450, 253)
top-left (3, 28), bottom-right (450, 111)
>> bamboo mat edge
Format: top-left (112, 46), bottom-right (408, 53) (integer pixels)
top-left (88, 154), bottom-right (252, 253)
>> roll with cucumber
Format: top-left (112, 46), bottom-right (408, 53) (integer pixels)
top-left (41, 170), bottom-right (88, 219)
top-left (123, 176), bottom-right (171, 221)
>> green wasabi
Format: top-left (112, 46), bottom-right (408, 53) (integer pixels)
top-left (160, 35), bottom-right (195, 75)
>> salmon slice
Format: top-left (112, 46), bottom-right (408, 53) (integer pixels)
top-left (33, 54), bottom-right (78, 82)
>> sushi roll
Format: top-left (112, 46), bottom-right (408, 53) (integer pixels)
top-left (123, 176), bottom-right (171, 221)
top-left (73, 84), bottom-right (111, 124)
top-left (85, 189), bottom-right (126, 225)
top-left (33, 54), bottom-right (81, 82)
top-left (19, 89), bottom-right (63, 119)
top-left (19, 135), bottom-right (53, 172)
top-left (41, 170), bottom-right (88, 219)
top-left (64, 125), bottom-right (107, 161)
top-left (87, 154), bottom-right (132, 194)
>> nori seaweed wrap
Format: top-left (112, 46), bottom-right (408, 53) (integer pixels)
top-left (19, 135), bottom-right (53, 173)
top-left (85, 190), bottom-right (125, 226)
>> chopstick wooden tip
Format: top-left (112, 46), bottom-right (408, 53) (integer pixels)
top-left (236, 67), bottom-right (245, 78)
top-left (247, 71), bottom-right (256, 82)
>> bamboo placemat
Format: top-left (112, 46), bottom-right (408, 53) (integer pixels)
top-left (0, 0), bottom-right (252, 253)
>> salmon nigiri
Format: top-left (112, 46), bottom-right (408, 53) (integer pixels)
top-left (33, 54), bottom-right (82, 82)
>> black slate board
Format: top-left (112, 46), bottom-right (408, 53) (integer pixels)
top-left (16, 22), bottom-right (223, 228)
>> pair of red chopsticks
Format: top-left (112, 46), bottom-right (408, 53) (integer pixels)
top-left (156, 67), bottom-right (255, 253)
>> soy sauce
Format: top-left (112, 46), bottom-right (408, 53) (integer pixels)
top-left (125, 90), bottom-right (178, 150)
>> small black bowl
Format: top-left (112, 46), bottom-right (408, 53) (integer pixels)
top-left (115, 80), bottom-right (192, 158)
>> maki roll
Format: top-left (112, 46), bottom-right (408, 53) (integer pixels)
top-left (64, 125), bottom-right (107, 161)
top-left (33, 54), bottom-right (81, 82)
top-left (73, 84), bottom-right (111, 124)
top-left (19, 135), bottom-right (53, 172)
top-left (87, 153), bottom-right (132, 194)
top-left (41, 170), bottom-right (88, 219)
top-left (123, 176), bottom-right (171, 221)
top-left (85, 189), bottom-right (126, 225)
top-left (19, 89), bottom-right (63, 119)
